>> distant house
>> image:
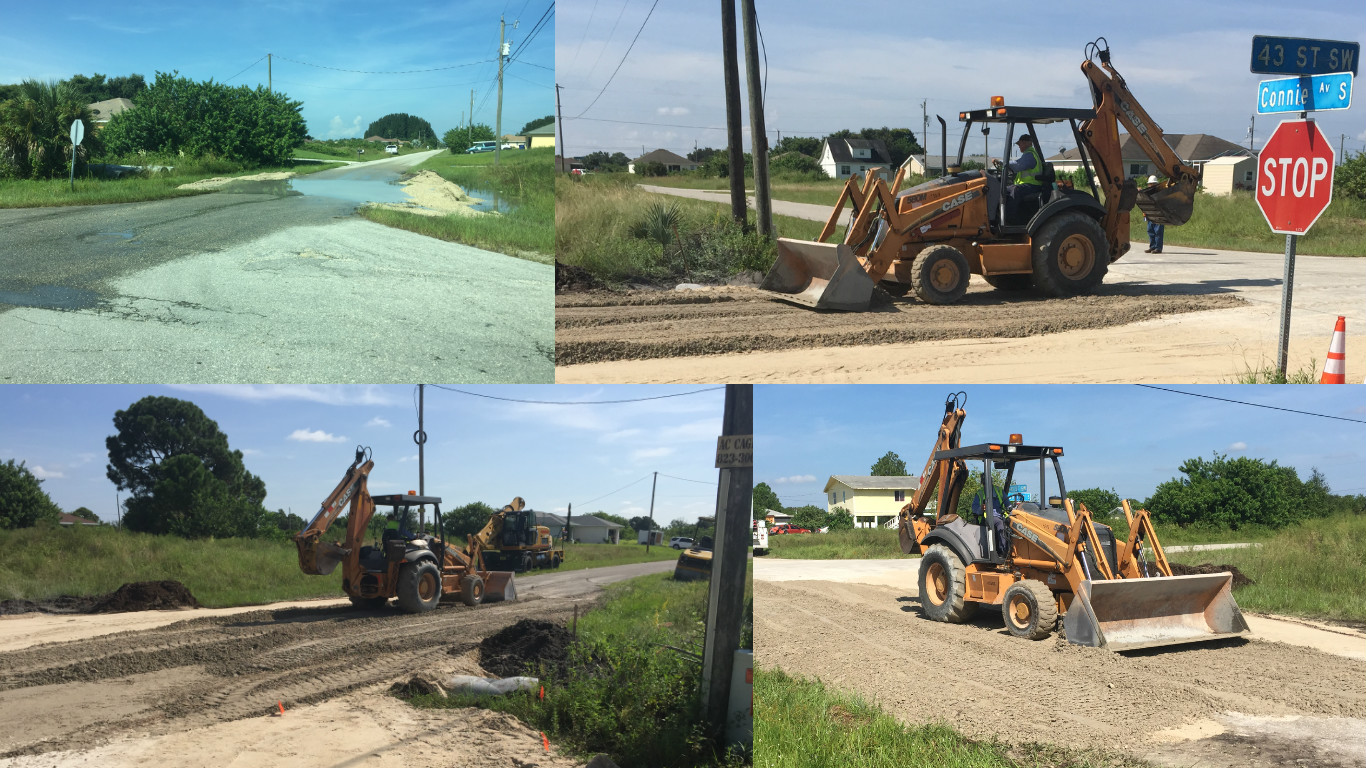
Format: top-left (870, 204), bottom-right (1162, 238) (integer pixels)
top-left (1046, 133), bottom-right (1253, 180)
top-left (1202, 155), bottom-right (1258, 195)
top-left (86, 97), bottom-right (134, 130)
top-left (365, 135), bottom-right (405, 145)
top-left (555, 155), bottom-right (585, 174)
top-left (762, 509), bottom-right (792, 526)
top-left (628, 149), bottom-right (699, 174)
top-left (502, 134), bottom-right (528, 148)
top-left (526, 123), bottom-right (556, 149)
top-left (823, 475), bottom-right (918, 529)
top-left (819, 137), bottom-right (892, 180)
top-left (59, 512), bottom-right (100, 526)
top-left (903, 154), bottom-right (992, 177)
top-left (537, 512), bottom-right (624, 544)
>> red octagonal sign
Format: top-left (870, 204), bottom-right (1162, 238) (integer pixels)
top-left (1256, 119), bottom-right (1335, 235)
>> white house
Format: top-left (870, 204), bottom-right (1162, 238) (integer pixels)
top-left (823, 475), bottom-right (918, 529)
top-left (902, 154), bottom-right (991, 177)
top-left (1046, 133), bottom-right (1253, 180)
top-left (819, 138), bottom-right (892, 180)
top-left (629, 149), bottom-right (700, 174)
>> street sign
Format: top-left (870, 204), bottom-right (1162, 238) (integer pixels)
top-left (1257, 72), bottom-right (1353, 113)
top-left (69, 119), bottom-right (85, 147)
top-left (1256, 119), bottom-right (1336, 235)
top-left (1251, 36), bottom-right (1358, 76)
top-left (1008, 484), bottom-right (1028, 497)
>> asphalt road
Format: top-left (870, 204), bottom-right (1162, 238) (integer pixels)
top-left (0, 151), bottom-right (553, 383)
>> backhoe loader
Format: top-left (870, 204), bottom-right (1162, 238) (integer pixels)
top-left (897, 394), bottom-right (1249, 650)
top-left (474, 498), bottom-right (565, 572)
top-left (294, 447), bottom-right (515, 612)
top-left (761, 38), bottom-right (1201, 310)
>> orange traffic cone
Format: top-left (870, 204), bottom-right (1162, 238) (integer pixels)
top-left (1321, 316), bottom-right (1346, 384)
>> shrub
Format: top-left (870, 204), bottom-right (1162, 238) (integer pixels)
top-left (0, 79), bottom-right (101, 179)
top-left (0, 459), bottom-right (63, 529)
top-left (1335, 151), bottom-right (1366, 200)
top-left (1145, 454), bottom-right (1329, 530)
top-left (442, 123), bottom-right (493, 154)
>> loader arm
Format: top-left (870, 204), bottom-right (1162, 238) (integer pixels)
top-left (899, 393), bottom-right (967, 554)
top-left (462, 497), bottom-right (525, 570)
top-left (1114, 499), bottom-right (1173, 577)
top-left (295, 446), bottom-right (374, 576)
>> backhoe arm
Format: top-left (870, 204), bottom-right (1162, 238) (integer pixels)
top-left (463, 497), bottom-right (525, 570)
top-left (899, 393), bottom-right (967, 553)
top-left (296, 446), bottom-right (374, 575)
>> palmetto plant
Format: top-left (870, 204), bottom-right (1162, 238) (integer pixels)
top-left (634, 200), bottom-right (683, 249)
top-left (0, 79), bottom-right (99, 179)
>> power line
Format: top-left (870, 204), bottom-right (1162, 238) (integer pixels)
top-left (568, 0), bottom-right (601, 70)
top-left (426, 384), bottom-right (723, 404)
top-left (1135, 385), bottom-right (1366, 425)
top-left (271, 53), bottom-right (493, 74)
top-left (574, 0), bottom-right (661, 118)
top-left (576, 474), bottom-right (651, 507)
top-left (223, 55), bottom-right (267, 84)
top-left (658, 472), bottom-right (715, 486)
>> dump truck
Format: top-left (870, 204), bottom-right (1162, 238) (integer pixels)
top-left (474, 497), bottom-right (565, 572)
top-left (295, 447), bottom-right (515, 612)
top-left (896, 393), bottom-right (1249, 650)
top-left (761, 38), bottom-right (1200, 311)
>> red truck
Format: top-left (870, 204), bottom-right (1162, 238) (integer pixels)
top-left (770, 523), bottom-right (812, 535)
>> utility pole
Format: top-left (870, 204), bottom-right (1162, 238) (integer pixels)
top-left (700, 384), bottom-right (754, 744)
top-left (415, 384), bottom-right (427, 532)
top-left (469, 89), bottom-right (474, 147)
top-left (555, 83), bottom-right (565, 172)
top-left (922, 99), bottom-right (928, 153)
top-left (495, 16), bottom-right (507, 167)
top-left (645, 471), bottom-right (658, 554)
top-left (1248, 115), bottom-right (1255, 151)
top-left (1341, 133), bottom-right (1347, 165)
top-left (721, 0), bottom-right (746, 224)
top-left (741, 0), bottom-right (771, 237)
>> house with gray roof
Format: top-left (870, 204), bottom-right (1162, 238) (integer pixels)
top-left (537, 512), bottom-right (624, 544)
top-left (819, 137), bottom-right (892, 180)
top-left (629, 148), bottom-right (699, 174)
top-left (1046, 133), bottom-right (1253, 181)
top-left (86, 97), bottom-right (134, 129)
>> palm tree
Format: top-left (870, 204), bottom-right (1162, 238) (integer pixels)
top-left (0, 79), bottom-right (100, 179)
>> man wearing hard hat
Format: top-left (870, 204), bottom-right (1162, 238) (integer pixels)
top-left (1143, 175), bottom-right (1164, 253)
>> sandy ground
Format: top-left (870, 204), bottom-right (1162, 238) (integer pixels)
top-left (367, 170), bottom-right (492, 218)
top-left (754, 558), bottom-right (1366, 767)
top-left (556, 245), bottom-right (1363, 383)
top-left (0, 562), bottom-right (673, 768)
top-left (177, 171), bottom-right (297, 189)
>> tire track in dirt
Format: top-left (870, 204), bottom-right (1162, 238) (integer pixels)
top-left (555, 285), bottom-right (1244, 365)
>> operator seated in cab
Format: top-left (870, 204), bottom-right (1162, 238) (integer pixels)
top-left (989, 134), bottom-right (1047, 226)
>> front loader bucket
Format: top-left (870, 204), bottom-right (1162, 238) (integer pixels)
top-left (1135, 178), bottom-right (1196, 226)
top-left (759, 239), bottom-right (876, 311)
top-left (480, 570), bottom-right (516, 603)
top-left (1064, 572), bottom-right (1249, 651)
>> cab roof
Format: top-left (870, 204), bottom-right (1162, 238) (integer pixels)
top-left (958, 105), bottom-right (1097, 123)
top-left (934, 442), bottom-right (1064, 461)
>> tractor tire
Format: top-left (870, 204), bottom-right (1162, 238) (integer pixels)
top-left (918, 544), bottom-right (974, 623)
top-left (460, 574), bottom-right (485, 607)
top-left (1001, 579), bottom-right (1058, 640)
top-left (395, 560), bottom-right (442, 614)
top-left (983, 274), bottom-right (1033, 292)
top-left (348, 596), bottom-right (388, 610)
top-left (911, 244), bottom-right (971, 305)
top-left (1031, 212), bottom-right (1108, 297)
top-left (521, 553), bottom-right (533, 572)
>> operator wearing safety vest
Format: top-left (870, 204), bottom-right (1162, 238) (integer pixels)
top-left (992, 134), bottom-right (1047, 224)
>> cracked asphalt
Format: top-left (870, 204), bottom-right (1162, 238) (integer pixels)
top-left (0, 152), bottom-right (552, 383)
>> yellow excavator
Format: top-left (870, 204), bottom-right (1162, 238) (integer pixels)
top-left (295, 447), bottom-right (515, 612)
top-left (474, 497), bottom-right (565, 572)
top-left (897, 394), bottom-right (1249, 650)
top-left (761, 38), bottom-right (1200, 310)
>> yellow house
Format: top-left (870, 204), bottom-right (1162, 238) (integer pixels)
top-left (526, 123), bottom-right (555, 149)
top-left (824, 475), bottom-right (918, 529)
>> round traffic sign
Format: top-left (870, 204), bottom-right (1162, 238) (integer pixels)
top-left (1255, 119), bottom-right (1335, 235)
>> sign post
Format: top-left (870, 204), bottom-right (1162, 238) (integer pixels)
top-left (68, 119), bottom-right (85, 192)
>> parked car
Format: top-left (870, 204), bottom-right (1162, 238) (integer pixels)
top-left (501, 142), bottom-right (526, 150)
top-left (385, 144), bottom-right (398, 155)
top-left (770, 524), bottom-right (812, 535)
top-left (669, 536), bottom-right (695, 550)
top-left (752, 520), bottom-right (768, 556)
top-left (466, 140), bottom-right (498, 154)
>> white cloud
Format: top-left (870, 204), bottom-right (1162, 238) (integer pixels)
top-left (289, 429), bottom-right (346, 443)
top-left (656, 106), bottom-right (690, 116)
top-left (241, 448), bottom-right (262, 456)
top-left (774, 474), bottom-right (817, 484)
top-left (632, 446), bottom-right (675, 462)
top-left (169, 385), bottom-right (399, 406)
top-left (367, 417), bottom-right (392, 428)
top-left (327, 115), bottom-right (365, 140)
top-left (31, 465), bottom-right (63, 479)
top-left (1229, 441), bottom-right (1248, 452)
top-left (396, 454), bottom-right (420, 463)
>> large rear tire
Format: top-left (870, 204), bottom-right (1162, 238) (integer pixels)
top-left (918, 544), bottom-right (973, 623)
top-left (911, 244), bottom-right (970, 305)
top-left (460, 574), bottom-right (485, 606)
top-left (1031, 212), bottom-right (1107, 297)
top-left (395, 560), bottom-right (442, 614)
top-left (1001, 579), bottom-right (1058, 640)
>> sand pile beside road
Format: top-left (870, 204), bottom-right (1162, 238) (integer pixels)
top-left (368, 170), bottom-right (491, 218)
top-left (176, 171), bottom-right (295, 189)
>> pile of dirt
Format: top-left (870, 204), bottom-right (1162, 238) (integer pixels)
top-left (477, 618), bottom-right (576, 678)
top-left (389, 675), bottom-right (446, 699)
top-left (555, 261), bottom-right (605, 293)
top-left (0, 594), bottom-right (97, 616)
top-left (0, 581), bottom-right (201, 617)
top-left (1166, 562), bottom-right (1255, 588)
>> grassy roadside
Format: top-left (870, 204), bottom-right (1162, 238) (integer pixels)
top-left (756, 669), bottom-right (1144, 768)
top-left (0, 157), bottom-right (343, 208)
top-left (409, 570), bottom-right (752, 767)
top-left (358, 147), bottom-right (552, 263)
top-left (0, 524), bottom-right (680, 608)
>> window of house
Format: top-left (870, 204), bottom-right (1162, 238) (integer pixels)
top-left (841, 165), bottom-right (850, 176)
top-left (853, 147), bottom-right (870, 159)
top-left (894, 490), bottom-right (905, 502)
top-left (1130, 163), bottom-right (1148, 177)
top-left (829, 492), bottom-right (836, 504)
top-left (1243, 169), bottom-right (1255, 183)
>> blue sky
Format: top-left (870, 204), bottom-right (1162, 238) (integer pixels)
top-left (2, 385), bottom-right (727, 528)
top-left (0, 1), bottom-right (554, 141)
top-left (556, 0), bottom-right (1366, 161)
top-left (757, 385), bottom-right (1366, 509)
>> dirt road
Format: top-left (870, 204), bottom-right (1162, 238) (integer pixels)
top-left (556, 245), bottom-right (1362, 383)
top-left (0, 561), bottom-right (672, 767)
top-left (754, 559), bottom-right (1366, 768)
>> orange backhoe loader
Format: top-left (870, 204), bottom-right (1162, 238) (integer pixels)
top-left (897, 394), bottom-right (1249, 650)
top-left (295, 447), bottom-right (515, 612)
top-left (761, 38), bottom-right (1201, 310)
top-left (473, 498), bottom-right (565, 572)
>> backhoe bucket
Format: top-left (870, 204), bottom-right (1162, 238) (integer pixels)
top-left (1135, 178), bottom-right (1196, 226)
top-left (759, 238), bottom-right (876, 311)
top-left (296, 537), bottom-right (349, 576)
top-left (1064, 572), bottom-right (1249, 651)
top-left (480, 570), bottom-right (516, 603)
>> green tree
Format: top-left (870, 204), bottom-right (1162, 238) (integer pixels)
top-left (787, 504), bottom-right (827, 531)
top-left (1145, 453), bottom-right (1312, 530)
top-left (0, 79), bottom-right (101, 179)
top-left (63, 73), bottom-right (146, 104)
top-left (1068, 487), bottom-right (1123, 517)
top-left (0, 459), bottom-right (63, 529)
top-left (364, 113), bottom-right (436, 142)
top-left (1334, 151), bottom-right (1366, 200)
top-left (99, 71), bottom-right (305, 165)
top-left (825, 506), bottom-right (855, 531)
top-left (774, 136), bottom-right (820, 156)
top-left (753, 482), bottom-right (782, 518)
top-left (688, 146), bottom-right (721, 163)
top-left (518, 115), bottom-right (554, 134)
top-left (442, 501), bottom-right (496, 539)
top-left (443, 123), bottom-right (494, 154)
top-left (70, 506), bottom-right (97, 520)
top-left (769, 151), bottom-right (827, 178)
top-left (106, 396), bottom-right (268, 538)
top-left (593, 511), bottom-right (631, 528)
top-left (870, 451), bottom-right (907, 476)
top-left (637, 161), bottom-right (668, 177)
top-left (627, 515), bottom-right (654, 532)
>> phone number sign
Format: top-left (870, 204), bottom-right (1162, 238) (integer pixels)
top-left (715, 435), bottom-right (753, 469)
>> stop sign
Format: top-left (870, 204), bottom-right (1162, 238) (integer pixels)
top-left (1256, 119), bottom-right (1335, 235)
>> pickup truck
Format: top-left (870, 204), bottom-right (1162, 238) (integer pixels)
top-left (770, 523), bottom-right (812, 535)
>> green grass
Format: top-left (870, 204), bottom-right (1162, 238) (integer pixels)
top-left (1129, 190), bottom-right (1366, 256)
top-left (357, 146), bottom-right (552, 262)
top-left (0, 524), bottom-right (682, 608)
top-left (1232, 358), bottom-right (1323, 384)
top-left (766, 528), bottom-right (902, 559)
top-left (410, 570), bottom-right (752, 767)
top-left (0, 157), bottom-right (343, 208)
top-left (756, 669), bottom-right (1145, 768)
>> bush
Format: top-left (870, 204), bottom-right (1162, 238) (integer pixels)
top-left (442, 123), bottom-right (493, 154)
top-left (637, 161), bottom-right (668, 177)
top-left (99, 71), bottom-right (306, 166)
top-left (769, 151), bottom-right (827, 179)
top-left (1145, 454), bottom-right (1329, 530)
top-left (1335, 150), bottom-right (1366, 200)
top-left (0, 459), bottom-right (63, 529)
top-left (0, 79), bottom-right (101, 179)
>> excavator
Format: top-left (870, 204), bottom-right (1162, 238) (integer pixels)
top-left (474, 497), bottom-right (565, 572)
top-left (897, 393), bottom-right (1249, 650)
top-left (760, 38), bottom-right (1201, 310)
top-left (294, 446), bottom-right (515, 612)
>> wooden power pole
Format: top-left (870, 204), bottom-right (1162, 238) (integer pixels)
top-left (740, 0), bottom-right (771, 236)
top-left (556, 83), bottom-right (565, 172)
top-left (720, 0), bottom-right (746, 224)
top-left (495, 16), bottom-right (506, 167)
